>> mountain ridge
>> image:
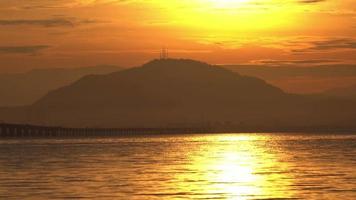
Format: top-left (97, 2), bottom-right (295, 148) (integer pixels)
top-left (0, 65), bottom-right (122, 107)
top-left (1, 59), bottom-right (356, 129)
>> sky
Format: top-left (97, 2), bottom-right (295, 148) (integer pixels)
top-left (0, 0), bottom-right (355, 72)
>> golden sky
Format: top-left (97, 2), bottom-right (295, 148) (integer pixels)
top-left (0, 0), bottom-right (355, 72)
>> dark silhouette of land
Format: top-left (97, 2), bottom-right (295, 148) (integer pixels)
top-left (1, 59), bottom-right (356, 131)
top-left (323, 84), bottom-right (356, 99)
top-left (224, 64), bottom-right (356, 80)
top-left (224, 64), bottom-right (356, 94)
top-left (0, 65), bottom-right (121, 106)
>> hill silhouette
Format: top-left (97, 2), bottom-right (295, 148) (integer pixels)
top-left (1, 59), bottom-right (356, 130)
top-left (224, 64), bottom-right (356, 94)
top-left (0, 65), bottom-right (121, 107)
top-left (323, 84), bottom-right (356, 99)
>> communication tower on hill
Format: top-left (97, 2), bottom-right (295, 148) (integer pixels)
top-left (160, 47), bottom-right (168, 60)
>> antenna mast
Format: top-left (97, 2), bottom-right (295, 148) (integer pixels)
top-left (160, 47), bottom-right (168, 59)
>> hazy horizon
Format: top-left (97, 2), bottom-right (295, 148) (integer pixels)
top-left (1, 59), bottom-right (356, 107)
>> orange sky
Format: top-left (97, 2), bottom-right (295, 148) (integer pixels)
top-left (0, 0), bottom-right (355, 72)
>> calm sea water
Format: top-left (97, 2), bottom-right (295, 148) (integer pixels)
top-left (0, 133), bottom-right (355, 200)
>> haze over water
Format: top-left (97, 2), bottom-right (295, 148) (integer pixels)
top-left (0, 133), bottom-right (355, 199)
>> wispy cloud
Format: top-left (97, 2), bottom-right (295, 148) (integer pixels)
top-left (294, 38), bottom-right (356, 53)
top-left (0, 18), bottom-right (99, 28)
top-left (0, 0), bottom-right (125, 10)
top-left (0, 19), bottom-right (74, 27)
top-left (251, 59), bottom-right (341, 66)
top-left (0, 45), bottom-right (50, 54)
top-left (297, 0), bottom-right (326, 4)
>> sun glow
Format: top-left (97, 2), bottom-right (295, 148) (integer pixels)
top-left (144, 0), bottom-right (307, 34)
top-left (133, 0), bottom-right (316, 49)
top-left (208, 0), bottom-right (250, 8)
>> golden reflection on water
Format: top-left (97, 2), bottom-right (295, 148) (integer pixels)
top-left (175, 134), bottom-right (294, 199)
top-left (2, 134), bottom-right (355, 199)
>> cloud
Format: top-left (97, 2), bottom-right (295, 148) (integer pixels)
top-left (0, 45), bottom-right (50, 54)
top-left (294, 38), bottom-right (356, 53)
top-left (1, 0), bottom-right (125, 10)
top-left (0, 19), bottom-right (74, 27)
top-left (0, 18), bottom-right (99, 28)
top-left (252, 59), bottom-right (341, 66)
top-left (297, 0), bottom-right (326, 4)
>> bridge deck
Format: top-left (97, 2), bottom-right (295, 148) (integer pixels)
top-left (0, 123), bottom-right (210, 138)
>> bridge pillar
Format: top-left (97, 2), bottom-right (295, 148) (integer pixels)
top-left (34, 129), bottom-right (39, 137)
top-left (41, 128), bottom-right (45, 137)
top-left (21, 128), bottom-right (25, 137)
top-left (24, 127), bottom-right (30, 137)
top-left (14, 127), bottom-right (18, 137)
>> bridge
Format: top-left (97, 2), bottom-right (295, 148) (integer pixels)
top-left (1, 123), bottom-right (352, 138)
top-left (0, 123), bottom-right (212, 138)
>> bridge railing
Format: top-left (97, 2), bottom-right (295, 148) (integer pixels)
top-left (0, 123), bottom-right (211, 138)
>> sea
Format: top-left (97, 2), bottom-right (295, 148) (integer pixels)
top-left (0, 133), bottom-right (355, 199)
